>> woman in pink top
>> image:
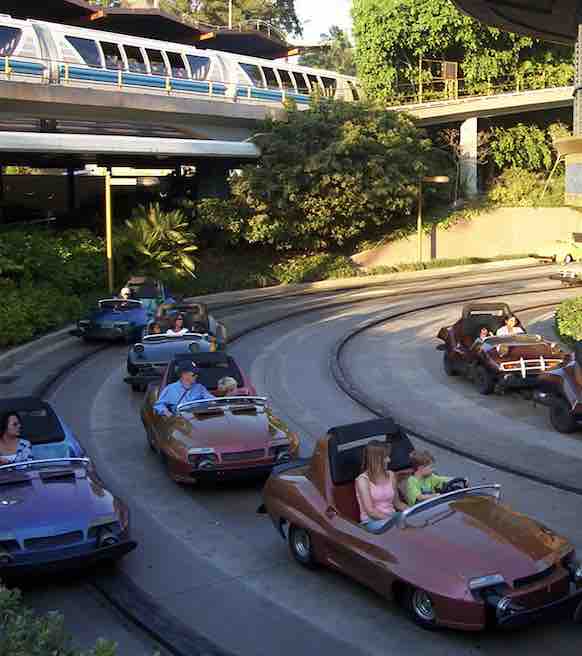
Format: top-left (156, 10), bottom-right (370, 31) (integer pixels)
top-left (355, 441), bottom-right (407, 531)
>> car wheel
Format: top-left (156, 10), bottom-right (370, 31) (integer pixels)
top-left (405, 586), bottom-right (438, 630)
top-left (144, 426), bottom-right (157, 453)
top-left (443, 353), bottom-right (457, 377)
top-left (288, 525), bottom-right (317, 569)
top-left (550, 396), bottom-right (577, 433)
top-left (473, 365), bottom-right (494, 395)
top-left (564, 254), bottom-right (574, 264)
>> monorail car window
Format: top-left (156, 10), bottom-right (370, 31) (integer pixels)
top-left (66, 36), bottom-right (101, 68)
top-left (240, 63), bottom-right (265, 88)
top-left (167, 52), bottom-right (188, 78)
top-left (292, 72), bottom-right (309, 94)
top-left (124, 45), bottom-right (147, 74)
top-left (186, 54), bottom-right (211, 80)
top-left (101, 42), bottom-right (124, 70)
top-left (262, 67), bottom-right (280, 90)
top-left (307, 74), bottom-right (321, 93)
top-left (0, 27), bottom-right (21, 56)
top-left (146, 49), bottom-right (167, 76)
top-left (321, 76), bottom-right (337, 97)
top-left (278, 69), bottom-right (295, 91)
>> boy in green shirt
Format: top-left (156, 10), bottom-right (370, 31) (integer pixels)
top-left (405, 450), bottom-right (451, 506)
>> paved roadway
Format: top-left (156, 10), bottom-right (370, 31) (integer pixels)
top-left (35, 266), bottom-right (582, 655)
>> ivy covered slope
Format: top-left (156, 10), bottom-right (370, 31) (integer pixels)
top-left (352, 0), bottom-right (573, 100)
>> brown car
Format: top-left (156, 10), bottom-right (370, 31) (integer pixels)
top-left (437, 302), bottom-right (566, 394)
top-left (534, 343), bottom-right (582, 433)
top-left (261, 418), bottom-right (582, 631)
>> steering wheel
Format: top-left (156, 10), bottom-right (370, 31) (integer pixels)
top-left (440, 477), bottom-right (468, 494)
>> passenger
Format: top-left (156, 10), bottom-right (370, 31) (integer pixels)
top-left (149, 322), bottom-right (162, 335)
top-left (154, 362), bottom-right (215, 416)
top-left (405, 450), bottom-right (451, 506)
top-left (216, 376), bottom-right (238, 397)
top-left (166, 315), bottom-right (188, 337)
top-left (472, 326), bottom-right (492, 348)
top-left (119, 287), bottom-right (132, 300)
top-left (355, 441), bottom-right (407, 531)
top-left (496, 316), bottom-right (525, 337)
top-left (0, 411), bottom-right (33, 465)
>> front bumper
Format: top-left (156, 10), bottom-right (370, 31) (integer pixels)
top-left (73, 325), bottom-right (138, 341)
top-left (498, 587), bottom-right (582, 629)
top-left (0, 539), bottom-right (137, 577)
top-left (497, 373), bottom-right (540, 389)
top-left (175, 462), bottom-right (277, 484)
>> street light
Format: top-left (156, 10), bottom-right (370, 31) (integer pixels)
top-left (228, 0), bottom-right (233, 29)
top-left (417, 175), bottom-right (450, 264)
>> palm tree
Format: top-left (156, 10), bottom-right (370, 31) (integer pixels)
top-left (126, 203), bottom-right (198, 277)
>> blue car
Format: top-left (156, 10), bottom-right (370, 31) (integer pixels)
top-left (72, 298), bottom-right (149, 343)
top-left (0, 397), bottom-right (136, 576)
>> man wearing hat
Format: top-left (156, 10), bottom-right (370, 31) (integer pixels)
top-left (154, 362), bottom-right (214, 416)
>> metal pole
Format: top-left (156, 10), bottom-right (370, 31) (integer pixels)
top-left (228, 0), bottom-right (233, 29)
top-left (417, 178), bottom-right (423, 263)
top-left (418, 54), bottom-right (423, 104)
top-left (105, 170), bottom-right (114, 295)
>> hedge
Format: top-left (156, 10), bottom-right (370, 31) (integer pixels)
top-left (554, 296), bottom-right (582, 346)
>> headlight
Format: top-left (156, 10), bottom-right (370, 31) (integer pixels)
top-left (468, 573), bottom-right (505, 591)
top-left (495, 596), bottom-right (525, 619)
top-left (114, 321), bottom-right (131, 329)
top-left (269, 444), bottom-right (291, 463)
top-left (563, 553), bottom-right (582, 582)
top-left (78, 320), bottom-right (90, 328)
top-left (188, 448), bottom-right (218, 468)
top-left (134, 343), bottom-right (145, 353)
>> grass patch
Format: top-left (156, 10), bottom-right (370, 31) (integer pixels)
top-left (365, 253), bottom-right (531, 276)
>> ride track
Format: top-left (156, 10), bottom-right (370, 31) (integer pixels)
top-left (31, 263), bottom-right (582, 656)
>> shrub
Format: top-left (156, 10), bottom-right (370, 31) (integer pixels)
top-left (487, 168), bottom-right (564, 206)
top-left (555, 296), bottom-right (582, 345)
top-left (0, 583), bottom-right (116, 655)
top-left (272, 254), bottom-right (359, 284)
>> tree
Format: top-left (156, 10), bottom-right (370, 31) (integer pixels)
top-left (162, 0), bottom-right (302, 36)
top-left (299, 26), bottom-right (357, 76)
top-left (352, 0), bottom-right (573, 102)
top-left (226, 99), bottom-right (438, 251)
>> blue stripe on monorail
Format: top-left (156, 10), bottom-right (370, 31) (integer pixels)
top-left (0, 59), bottom-right (45, 76)
top-left (236, 86), bottom-right (310, 104)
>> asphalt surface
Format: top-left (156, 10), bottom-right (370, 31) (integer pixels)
top-left (35, 267), bottom-right (582, 655)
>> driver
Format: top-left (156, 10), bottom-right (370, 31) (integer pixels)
top-left (154, 362), bottom-right (215, 417)
top-left (496, 316), bottom-right (525, 337)
top-left (405, 450), bottom-right (451, 506)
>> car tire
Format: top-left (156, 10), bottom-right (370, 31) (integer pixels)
top-left (550, 396), bottom-right (577, 434)
top-left (443, 353), bottom-right (457, 377)
top-left (404, 586), bottom-right (438, 630)
top-left (144, 426), bottom-right (157, 453)
top-left (473, 365), bottom-right (494, 395)
top-left (288, 525), bottom-right (317, 569)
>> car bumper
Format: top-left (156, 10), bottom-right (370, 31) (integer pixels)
top-left (498, 587), bottom-right (582, 629)
top-left (549, 273), bottom-right (582, 285)
top-left (498, 373), bottom-right (540, 389)
top-left (124, 373), bottom-right (162, 386)
top-left (176, 462), bottom-right (277, 483)
top-left (73, 326), bottom-right (139, 341)
top-left (0, 539), bottom-right (137, 577)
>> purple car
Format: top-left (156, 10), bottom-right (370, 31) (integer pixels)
top-left (0, 398), bottom-right (136, 576)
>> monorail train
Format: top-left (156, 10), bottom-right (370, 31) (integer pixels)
top-left (0, 14), bottom-right (362, 106)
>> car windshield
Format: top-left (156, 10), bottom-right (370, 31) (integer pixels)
top-left (99, 300), bottom-right (142, 311)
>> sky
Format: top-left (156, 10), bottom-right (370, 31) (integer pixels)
top-left (294, 0), bottom-right (353, 44)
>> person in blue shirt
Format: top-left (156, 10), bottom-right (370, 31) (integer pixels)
top-left (154, 362), bottom-right (215, 416)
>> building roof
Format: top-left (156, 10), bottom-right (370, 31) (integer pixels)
top-left (2, 1), bottom-right (295, 59)
top-left (452, 0), bottom-right (579, 44)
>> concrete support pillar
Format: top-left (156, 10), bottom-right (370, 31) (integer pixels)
top-left (459, 117), bottom-right (478, 198)
top-left (195, 162), bottom-right (230, 200)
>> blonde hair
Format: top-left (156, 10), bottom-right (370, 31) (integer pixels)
top-left (361, 440), bottom-right (391, 484)
top-left (409, 449), bottom-right (435, 470)
top-left (217, 376), bottom-right (238, 394)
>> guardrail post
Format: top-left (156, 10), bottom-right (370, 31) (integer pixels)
top-left (165, 76), bottom-right (171, 93)
top-left (117, 69), bottom-right (122, 89)
top-left (209, 81), bottom-right (214, 96)
top-left (5, 56), bottom-right (10, 79)
top-left (64, 63), bottom-right (69, 84)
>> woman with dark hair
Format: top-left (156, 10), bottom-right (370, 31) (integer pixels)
top-left (355, 440), bottom-right (407, 531)
top-left (0, 411), bottom-right (33, 465)
top-left (166, 315), bottom-right (188, 337)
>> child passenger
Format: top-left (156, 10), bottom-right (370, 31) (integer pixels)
top-left (405, 450), bottom-right (451, 506)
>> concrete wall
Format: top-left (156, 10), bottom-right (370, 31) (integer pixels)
top-left (353, 206), bottom-right (582, 268)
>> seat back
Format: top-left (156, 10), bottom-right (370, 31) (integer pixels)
top-left (331, 483), bottom-right (360, 522)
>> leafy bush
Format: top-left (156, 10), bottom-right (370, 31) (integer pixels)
top-left (555, 296), bottom-right (582, 345)
top-left (272, 254), bottom-right (359, 284)
top-left (490, 123), bottom-right (555, 172)
top-left (0, 583), bottom-right (116, 655)
top-left (488, 168), bottom-right (564, 206)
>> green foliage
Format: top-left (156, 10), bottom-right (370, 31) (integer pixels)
top-left (488, 168), bottom-right (565, 206)
top-left (0, 583), bottom-right (116, 655)
top-left (299, 26), bottom-right (356, 76)
top-left (352, 0), bottom-right (573, 102)
top-left (229, 99), bottom-right (434, 251)
top-left (125, 204), bottom-right (198, 278)
top-left (555, 297), bottom-right (582, 345)
top-left (272, 254), bottom-right (359, 283)
top-left (490, 124), bottom-right (554, 172)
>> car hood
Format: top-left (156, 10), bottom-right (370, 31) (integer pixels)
top-left (176, 411), bottom-right (274, 451)
top-left (129, 340), bottom-right (212, 363)
top-left (483, 336), bottom-right (564, 360)
top-left (0, 468), bottom-right (117, 536)
top-left (88, 309), bottom-right (145, 323)
top-left (395, 496), bottom-right (570, 584)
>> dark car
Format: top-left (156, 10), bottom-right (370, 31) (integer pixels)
top-left (261, 418), bottom-right (582, 631)
top-left (125, 332), bottom-right (217, 392)
top-left (534, 342), bottom-right (582, 433)
top-left (0, 398), bottom-right (136, 576)
top-left (122, 276), bottom-right (174, 318)
top-left (155, 300), bottom-right (227, 350)
top-left (437, 302), bottom-right (567, 394)
top-left (72, 299), bottom-right (148, 343)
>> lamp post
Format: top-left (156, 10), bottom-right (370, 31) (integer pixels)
top-left (417, 175), bottom-right (450, 263)
top-left (228, 0), bottom-right (233, 28)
